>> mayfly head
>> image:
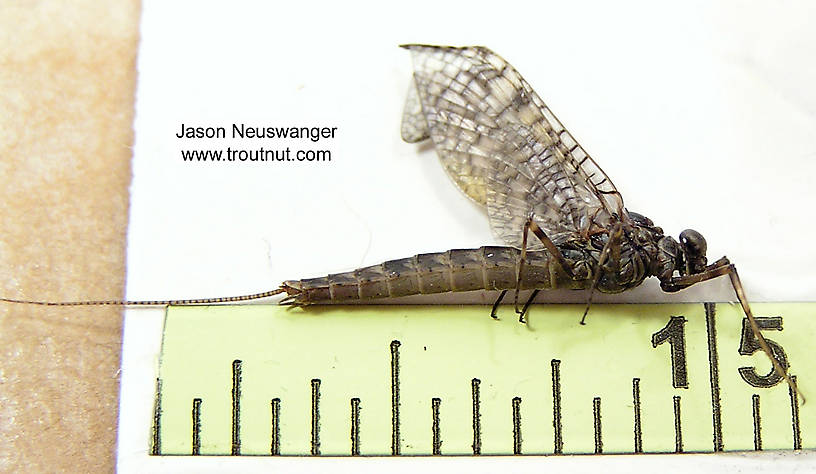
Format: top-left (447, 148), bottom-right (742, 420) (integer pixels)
top-left (651, 228), bottom-right (709, 282)
top-left (679, 229), bottom-right (708, 276)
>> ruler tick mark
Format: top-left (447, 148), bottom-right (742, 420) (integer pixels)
top-left (752, 394), bottom-right (761, 451)
top-left (390, 340), bottom-right (401, 456)
top-left (512, 397), bottom-right (522, 455)
top-left (552, 360), bottom-right (563, 454)
top-left (192, 398), bottom-right (202, 455)
top-left (151, 378), bottom-right (162, 456)
top-left (593, 397), bottom-right (602, 454)
top-left (351, 397), bottom-right (361, 456)
top-left (231, 360), bottom-right (242, 456)
top-left (432, 397), bottom-right (442, 455)
top-left (673, 395), bottom-right (683, 453)
top-left (704, 302), bottom-right (723, 452)
top-left (271, 398), bottom-right (281, 455)
top-left (633, 378), bottom-right (642, 454)
top-left (789, 375), bottom-right (801, 450)
top-left (471, 378), bottom-right (481, 455)
top-left (311, 378), bottom-right (321, 455)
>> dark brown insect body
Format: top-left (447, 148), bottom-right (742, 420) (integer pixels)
top-left (280, 44), bottom-right (708, 307)
top-left (280, 213), bottom-right (706, 306)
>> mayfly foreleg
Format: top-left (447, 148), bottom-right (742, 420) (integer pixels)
top-left (662, 258), bottom-right (805, 403)
top-left (659, 257), bottom-right (731, 292)
top-left (727, 266), bottom-right (805, 402)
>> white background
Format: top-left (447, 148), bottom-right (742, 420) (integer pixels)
top-left (118, 1), bottom-right (816, 472)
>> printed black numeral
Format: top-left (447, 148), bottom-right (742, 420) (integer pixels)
top-left (738, 317), bottom-right (788, 388)
top-left (652, 316), bottom-right (689, 389)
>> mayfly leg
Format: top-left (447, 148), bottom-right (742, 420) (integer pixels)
top-left (660, 257), bottom-right (731, 292)
top-left (490, 290), bottom-right (507, 319)
top-left (662, 258), bottom-right (805, 404)
top-left (580, 224), bottom-right (624, 325)
top-left (519, 289), bottom-right (541, 319)
top-left (511, 218), bottom-right (575, 323)
top-left (513, 220), bottom-right (533, 319)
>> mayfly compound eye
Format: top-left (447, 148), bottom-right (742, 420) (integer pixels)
top-left (679, 229), bottom-right (706, 256)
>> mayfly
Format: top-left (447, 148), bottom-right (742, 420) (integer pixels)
top-left (1, 44), bottom-right (798, 398)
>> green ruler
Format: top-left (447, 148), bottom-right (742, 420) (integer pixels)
top-left (150, 303), bottom-right (812, 456)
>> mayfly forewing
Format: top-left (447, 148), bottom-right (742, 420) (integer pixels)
top-left (402, 44), bottom-right (626, 249)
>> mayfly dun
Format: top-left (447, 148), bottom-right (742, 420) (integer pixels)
top-left (1, 44), bottom-right (800, 400)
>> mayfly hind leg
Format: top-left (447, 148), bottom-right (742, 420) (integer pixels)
top-left (661, 257), bottom-right (805, 403)
top-left (511, 218), bottom-right (575, 323)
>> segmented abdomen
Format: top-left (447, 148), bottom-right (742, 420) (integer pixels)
top-left (280, 246), bottom-right (584, 305)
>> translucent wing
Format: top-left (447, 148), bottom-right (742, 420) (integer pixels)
top-left (401, 44), bottom-right (625, 248)
top-left (400, 80), bottom-right (430, 143)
